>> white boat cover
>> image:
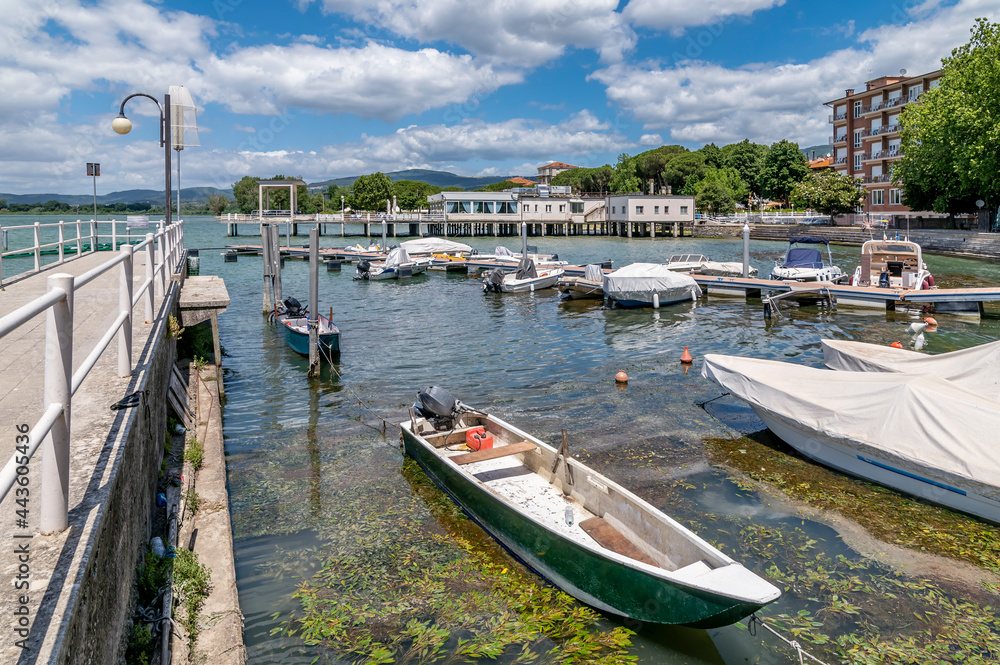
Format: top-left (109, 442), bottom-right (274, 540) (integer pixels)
top-left (603, 263), bottom-right (701, 303)
top-left (400, 237), bottom-right (472, 255)
top-left (383, 247), bottom-right (410, 269)
top-left (494, 246), bottom-right (516, 257)
top-left (701, 353), bottom-right (1000, 497)
top-left (822, 339), bottom-right (1000, 401)
top-left (699, 261), bottom-right (758, 277)
top-left (584, 264), bottom-right (604, 282)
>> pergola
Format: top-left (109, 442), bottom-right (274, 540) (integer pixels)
top-left (256, 178), bottom-right (306, 218)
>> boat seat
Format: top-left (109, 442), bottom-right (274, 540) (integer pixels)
top-left (451, 441), bottom-right (536, 465)
top-left (579, 517), bottom-right (660, 567)
top-left (672, 560), bottom-right (713, 579)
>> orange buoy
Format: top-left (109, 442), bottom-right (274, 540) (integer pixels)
top-left (890, 341), bottom-right (903, 349)
top-left (615, 370), bottom-right (628, 383)
top-left (680, 347), bottom-right (693, 364)
top-left (924, 316), bottom-right (938, 327)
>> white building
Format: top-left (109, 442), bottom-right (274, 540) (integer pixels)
top-left (427, 191), bottom-right (602, 223)
top-left (606, 194), bottom-right (695, 223)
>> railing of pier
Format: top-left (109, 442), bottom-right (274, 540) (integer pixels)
top-left (0, 219), bottom-right (185, 532)
top-left (0, 219), bottom-right (170, 288)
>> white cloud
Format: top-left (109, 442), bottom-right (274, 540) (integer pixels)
top-left (622, 0), bottom-right (785, 34)
top-left (591, 0), bottom-right (996, 146)
top-left (310, 0), bottom-right (636, 67)
top-left (639, 133), bottom-right (663, 145)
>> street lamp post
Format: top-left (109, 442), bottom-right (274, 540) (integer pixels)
top-left (112, 92), bottom-right (172, 226)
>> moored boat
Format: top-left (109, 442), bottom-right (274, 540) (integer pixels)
top-left (557, 264), bottom-right (605, 299)
top-left (770, 237), bottom-right (843, 282)
top-left (400, 387), bottom-right (781, 626)
top-left (666, 254), bottom-right (758, 277)
top-left (483, 258), bottom-right (563, 293)
top-left (281, 312), bottom-right (340, 356)
top-left (354, 247), bottom-right (427, 280)
top-left (847, 238), bottom-right (934, 290)
top-left (702, 353), bottom-right (1000, 524)
top-left (603, 263), bottom-right (701, 307)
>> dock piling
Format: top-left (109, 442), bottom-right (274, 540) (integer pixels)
top-left (308, 226), bottom-right (319, 377)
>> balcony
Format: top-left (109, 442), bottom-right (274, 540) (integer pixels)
top-left (828, 111), bottom-right (847, 122)
top-left (830, 134), bottom-right (847, 144)
top-left (885, 97), bottom-right (905, 109)
top-left (863, 174), bottom-right (892, 184)
top-left (834, 156), bottom-right (848, 165)
top-left (861, 100), bottom-right (886, 116)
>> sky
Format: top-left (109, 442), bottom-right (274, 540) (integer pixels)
top-left (1, 0), bottom-right (998, 195)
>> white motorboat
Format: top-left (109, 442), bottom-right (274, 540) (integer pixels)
top-left (603, 263), bottom-right (701, 308)
top-left (666, 254), bottom-right (758, 277)
top-left (483, 258), bottom-right (563, 293)
top-left (847, 238), bottom-right (934, 290)
top-left (399, 237), bottom-right (472, 256)
top-left (770, 237), bottom-right (843, 282)
top-left (477, 245), bottom-right (569, 269)
top-left (702, 353), bottom-right (1000, 524)
top-left (822, 338), bottom-right (1000, 400)
top-left (354, 247), bottom-right (427, 280)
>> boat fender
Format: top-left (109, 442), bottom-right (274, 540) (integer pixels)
top-left (848, 275), bottom-right (855, 286)
top-left (924, 274), bottom-right (934, 288)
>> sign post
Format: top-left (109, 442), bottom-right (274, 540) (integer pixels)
top-left (87, 163), bottom-right (100, 222)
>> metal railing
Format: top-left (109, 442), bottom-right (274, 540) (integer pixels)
top-left (0, 219), bottom-right (184, 532)
top-left (1, 219), bottom-right (166, 287)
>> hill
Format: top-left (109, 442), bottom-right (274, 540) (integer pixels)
top-left (308, 169), bottom-right (527, 190)
top-left (800, 144), bottom-right (833, 158)
top-left (0, 186), bottom-right (232, 206)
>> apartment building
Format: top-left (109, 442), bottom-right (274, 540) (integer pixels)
top-left (535, 161), bottom-right (578, 185)
top-left (825, 70), bottom-right (942, 221)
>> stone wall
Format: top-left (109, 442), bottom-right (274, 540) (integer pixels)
top-left (53, 283), bottom-right (179, 665)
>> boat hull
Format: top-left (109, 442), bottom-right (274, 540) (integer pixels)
top-left (750, 406), bottom-right (1000, 524)
top-left (282, 317), bottom-right (340, 356)
top-left (401, 427), bottom-right (774, 627)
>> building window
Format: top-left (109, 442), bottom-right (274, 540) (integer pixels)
top-left (545, 204), bottom-right (552, 212)
top-left (654, 206), bottom-right (660, 214)
top-left (559, 204), bottom-right (565, 212)
top-left (853, 130), bottom-right (863, 148)
top-left (889, 189), bottom-right (901, 205)
top-left (679, 206), bottom-right (687, 214)
top-left (571, 202), bottom-right (583, 213)
top-left (611, 206), bottom-right (616, 214)
top-left (854, 100), bottom-right (862, 117)
top-left (666, 206), bottom-right (670, 214)
top-left (474, 201), bottom-right (494, 214)
top-left (534, 205), bottom-right (538, 212)
top-left (635, 206), bottom-right (644, 214)
top-left (871, 190), bottom-right (884, 206)
top-left (854, 153), bottom-right (862, 171)
top-left (497, 201), bottom-right (516, 214)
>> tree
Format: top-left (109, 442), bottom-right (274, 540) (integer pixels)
top-left (895, 18), bottom-right (1000, 218)
top-left (395, 179), bottom-right (441, 210)
top-left (477, 180), bottom-right (528, 192)
top-left (264, 175), bottom-right (309, 212)
top-left (207, 192), bottom-right (229, 216)
top-left (759, 140), bottom-right (810, 203)
top-left (351, 172), bottom-right (394, 211)
top-left (722, 139), bottom-right (768, 197)
top-left (791, 170), bottom-right (865, 217)
top-left (634, 145), bottom-right (687, 191)
top-left (232, 176), bottom-right (259, 213)
top-left (696, 180), bottom-right (736, 214)
top-left (609, 153), bottom-right (641, 193)
top-left (698, 143), bottom-right (725, 169)
top-left (661, 152), bottom-right (706, 194)
top-left (690, 167), bottom-right (749, 204)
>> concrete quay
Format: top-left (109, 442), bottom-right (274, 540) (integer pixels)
top-left (0, 248), bottom-right (180, 663)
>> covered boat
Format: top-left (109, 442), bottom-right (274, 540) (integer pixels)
top-left (603, 263), bottom-right (701, 307)
top-left (702, 354), bottom-right (1000, 523)
top-left (400, 237), bottom-right (472, 256)
top-left (483, 257), bottom-right (563, 293)
top-left (822, 338), bottom-right (1000, 400)
top-left (557, 264), bottom-right (605, 299)
top-left (770, 237), bottom-right (843, 282)
top-left (666, 254), bottom-right (758, 277)
top-left (354, 247), bottom-right (427, 280)
top-left (401, 388), bottom-right (781, 627)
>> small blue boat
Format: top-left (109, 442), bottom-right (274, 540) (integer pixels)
top-left (281, 313), bottom-right (340, 356)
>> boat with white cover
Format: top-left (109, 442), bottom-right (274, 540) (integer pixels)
top-left (603, 263), bottom-right (701, 307)
top-left (401, 387), bottom-right (781, 626)
top-left (399, 237), bottom-right (472, 256)
top-left (666, 254), bottom-right (758, 277)
top-left (483, 258), bottom-right (563, 293)
top-left (557, 264), bottom-right (605, 299)
top-left (354, 246), bottom-right (427, 280)
top-left (770, 237), bottom-right (843, 282)
top-left (702, 353), bottom-right (1000, 524)
top-left (822, 338), bottom-right (1000, 400)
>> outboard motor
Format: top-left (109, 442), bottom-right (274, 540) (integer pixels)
top-left (282, 296), bottom-right (306, 316)
top-left (483, 267), bottom-right (506, 292)
top-left (355, 259), bottom-right (372, 281)
top-left (413, 386), bottom-right (460, 430)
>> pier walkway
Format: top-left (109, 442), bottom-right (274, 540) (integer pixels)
top-left (0, 223), bottom-right (185, 663)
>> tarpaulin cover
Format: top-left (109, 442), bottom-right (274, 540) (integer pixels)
top-left (584, 264), bottom-right (604, 283)
top-left (701, 353), bottom-right (1000, 497)
top-left (515, 257), bottom-right (538, 280)
top-left (603, 263), bottom-right (701, 304)
top-left (781, 248), bottom-right (823, 269)
top-left (400, 237), bottom-right (472, 254)
top-left (822, 339), bottom-right (1000, 401)
top-left (383, 247), bottom-right (410, 269)
top-left (494, 246), bottom-right (516, 257)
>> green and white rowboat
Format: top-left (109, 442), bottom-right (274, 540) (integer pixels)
top-left (401, 408), bottom-right (780, 628)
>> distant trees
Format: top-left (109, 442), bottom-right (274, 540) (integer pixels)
top-left (395, 179), bottom-right (442, 210)
top-left (206, 192), bottom-right (229, 216)
top-left (351, 172), bottom-right (394, 212)
top-left (791, 170), bottom-right (865, 217)
top-left (477, 180), bottom-right (528, 192)
top-left (232, 176), bottom-right (259, 213)
top-left (759, 140), bottom-right (810, 203)
top-left (609, 153), bottom-right (641, 193)
top-left (721, 139), bottom-right (769, 198)
top-left (895, 18), bottom-right (1000, 218)
top-left (551, 165), bottom-right (614, 193)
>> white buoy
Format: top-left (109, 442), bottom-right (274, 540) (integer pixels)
top-left (652, 292), bottom-right (659, 308)
top-left (530, 281), bottom-right (535, 293)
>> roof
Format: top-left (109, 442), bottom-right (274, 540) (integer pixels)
top-left (538, 162), bottom-right (578, 170)
top-left (507, 177), bottom-right (536, 185)
top-left (256, 178), bottom-right (306, 186)
top-left (808, 156), bottom-right (833, 169)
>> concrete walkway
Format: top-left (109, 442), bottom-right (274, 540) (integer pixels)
top-left (0, 249), bottom-right (175, 663)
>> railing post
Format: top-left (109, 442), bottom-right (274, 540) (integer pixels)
top-left (144, 233), bottom-right (155, 322)
top-left (76, 220), bottom-right (82, 257)
top-left (118, 244), bottom-right (134, 377)
top-left (58, 220), bottom-right (65, 264)
top-left (156, 229), bottom-right (166, 294)
top-left (111, 219), bottom-right (117, 251)
top-left (34, 221), bottom-right (41, 271)
top-left (41, 273), bottom-right (74, 533)
top-left (90, 220), bottom-right (97, 253)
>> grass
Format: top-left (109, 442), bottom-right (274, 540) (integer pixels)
top-left (183, 436), bottom-right (204, 470)
top-left (123, 551), bottom-right (172, 664)
top-left (174, 548), bottom-right (211, 649)
top-left (184, 487), bottom-right (200, 515)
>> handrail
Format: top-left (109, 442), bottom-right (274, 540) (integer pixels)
top-left (0, 219), bottom-right (185, 529)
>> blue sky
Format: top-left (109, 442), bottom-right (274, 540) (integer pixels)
top-left (1, 0), bottom-right (996, 194)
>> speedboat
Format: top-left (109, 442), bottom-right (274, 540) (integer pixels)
top-left (401, 387), bottom-right (781, 626)
top-left (702, 353), bottom-right (1000, 524)
top-left (354, 247), bottom-right (427, 280)
top-left (483, 258), bottom-right (563, 293)
top-left (847, 238), bottom-right (934, 290)
top-left (603, 263), bottom-right (701, 307)
top-left (770, 237), bottom-right (843, 282)
top-left (479, 245), bottom-right (569, 269)
top-left (557, 264), bottom-right (605, 299)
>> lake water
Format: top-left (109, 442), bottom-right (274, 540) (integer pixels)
top-left (4, 215), bottom-right (999, 664)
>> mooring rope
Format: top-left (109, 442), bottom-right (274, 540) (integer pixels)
top-left (747, 614), bottom-right (833, 665)
top-left (317, 341), bottom-right (395, 436)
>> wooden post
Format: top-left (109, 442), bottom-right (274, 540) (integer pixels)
top-left (262, 223), bottom-right (273, 314)
top-left (308, 226), bottom-right (319, 377)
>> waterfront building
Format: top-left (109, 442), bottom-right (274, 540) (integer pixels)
top-left (606, 194), bottom-right (695, 224)
top-left (536, 161), bottom-right (578, 185)
top-left (825, 70), bottom-right (948, 225)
